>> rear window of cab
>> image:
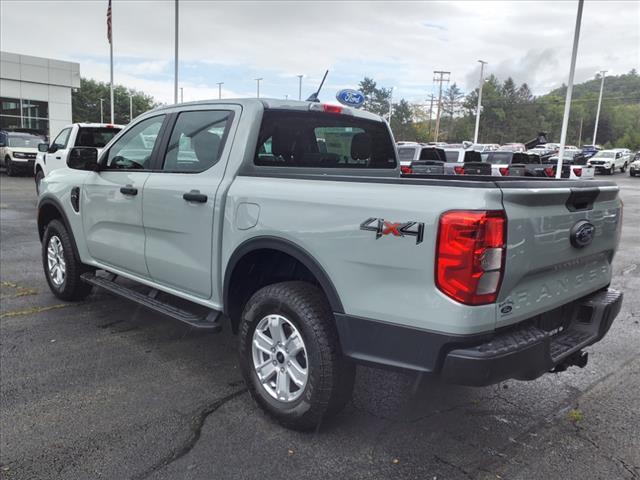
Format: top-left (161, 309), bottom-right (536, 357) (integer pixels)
top-left (254, 110), bottom-right (397, 169)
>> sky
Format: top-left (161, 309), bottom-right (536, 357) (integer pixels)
top-left (1, 1), bottom-right (638, 105)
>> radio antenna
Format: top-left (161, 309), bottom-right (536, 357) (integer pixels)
top-left (305, 70), bottom-right (329, 102)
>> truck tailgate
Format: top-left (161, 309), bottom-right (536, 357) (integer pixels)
top-left (495, 181), bottom-right (622, 328)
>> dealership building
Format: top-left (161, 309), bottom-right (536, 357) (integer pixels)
top-left (0, 51), bottom-right (80, 139)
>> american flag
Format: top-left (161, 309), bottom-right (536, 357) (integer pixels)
top-left (107, 0), bottom-right (112, 44)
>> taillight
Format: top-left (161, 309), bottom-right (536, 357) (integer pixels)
top-left (454, 165), bottom-right (465, 175)
top-left (401, 166), bottom-right (413, 175)
top-left (573, 167), bottom-right (582, 177)
top-left (436, 210), bottom-right (506, 305)
top-left (499, 167), bottom-right (509, 176)
top-left (544, 166), bottom-right (555, 177)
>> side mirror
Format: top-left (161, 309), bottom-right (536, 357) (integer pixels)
top-left (38, 143), bottom-right (49, 152)
top-left (67, 147), bottom-right (99, 171)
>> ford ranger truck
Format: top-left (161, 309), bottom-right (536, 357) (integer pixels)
top-left (36, 99), bottom-right (623, 431)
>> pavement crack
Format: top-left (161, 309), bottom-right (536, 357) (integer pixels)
top-left (133, 387), bottom-right (248, 480)
top-left (433, 454), bottom-right (473, 479)
top-left (576, 428), bottom-right (639, 479)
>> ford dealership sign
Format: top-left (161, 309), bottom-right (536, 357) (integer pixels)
top-left (336, 89), bottom-right (365, 108)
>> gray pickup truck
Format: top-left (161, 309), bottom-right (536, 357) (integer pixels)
top-left (37, 99), bottom-right (623, 430)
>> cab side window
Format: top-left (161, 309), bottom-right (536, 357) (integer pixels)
top-left (162, 110), bottom-right (232, 173)
top-left (104, 115), bottom-right (165, 170)
top-left (51, 128), bottom-right (71, 151)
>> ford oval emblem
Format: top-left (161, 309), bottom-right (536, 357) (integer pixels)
top-left (336, 89), bottom-right (365, 108)
top-left (570, 220), bottom-right (595, 248)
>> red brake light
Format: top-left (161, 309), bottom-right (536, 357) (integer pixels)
top-left (400, 166), bottom-right (413, 175)
top-left (436, 210), bottom-right (506, 305)
top-left (544, 166), bottom-right (555, 177)
top-left (105, 124), bottom-right (115, 128)
top-left (573, 167), bottom-right (582, 177)
top-left (322, 104), bottom-right (342, 114)
top-left (454, 165), bottom-right (465, 175)
top-left (499, 167), bottom-right (509, 176)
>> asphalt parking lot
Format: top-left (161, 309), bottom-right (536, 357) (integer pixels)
top-left (1, 172), bottom-right (639, 480)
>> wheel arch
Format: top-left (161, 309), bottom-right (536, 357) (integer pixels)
top-left (223, 236), bottom-right (344, 332)
top-left (37, 197), bottom-right (82, 263)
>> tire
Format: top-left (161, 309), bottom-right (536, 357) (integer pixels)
top-left (35, 169), bottom-right (45, 195)
top-left (5, 156), bottom-right (15, 177)
top-left (42, 219), bottom-right (93, 301)
top-left (620, 162), bottom-right (627, 173)
top-left (608, 165), bottom-right (615, 175)
top-left (238, 281), bottom-right (355, 431)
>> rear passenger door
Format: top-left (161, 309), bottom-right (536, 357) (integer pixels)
top-left (142, 106), bottom-right (238, 299)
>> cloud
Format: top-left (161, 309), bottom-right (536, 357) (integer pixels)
top-left (1, 1), bottom-right (638, 104)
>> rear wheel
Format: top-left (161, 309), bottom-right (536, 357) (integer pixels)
top-left (239, 281), bottom-right (355, 431)
top-left (620, 162), bottom-right (627, 173)
top-left (42, 219), bottom-right (93, 301)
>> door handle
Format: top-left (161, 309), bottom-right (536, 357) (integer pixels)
top-left (183, 190), bottom-right (207, 203)
top-left (120, 185), bottom-right (138, 196)
top-left (55, 156), bottom-right (62, 160)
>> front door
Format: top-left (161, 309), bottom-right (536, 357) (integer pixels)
top-left (82, 114), bottom-right (166, 277)
top-left (142, 107), bottom-right (237, 299)
top-left (45, 127), bottom-right (71, 175)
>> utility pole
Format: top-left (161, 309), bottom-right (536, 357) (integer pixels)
top-left (426, 94), bottom-right (435, 140)
top-left (255, 78), bottom-right (263, 98)
top-left (217, 82), bottom-right (223, 99)
top-left (174, 0), bottom-right (179, 104)
top-left (555, 0), bottom-right (584, 178)
top-left (388, 87), bottom-right (394, 124)
top-left (129, 94), bottom-right (133, 122)
top-left (180, 87), bottom-right (183, 103)
top-left (473, 60), bottom-right (488, 144)
top-left (578, 116), bottom-right (584, 147)
top-left (593, 70), bottom-right (607, 145)
top-left (297, 75), bottom-right (303, 100)
top-left (99, 98), bottom-right (104, 123)
top-left (433, 70), bottom-right (450, 142)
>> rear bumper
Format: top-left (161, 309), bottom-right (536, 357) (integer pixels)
top-left (335, 288), bottom-right (622, 386)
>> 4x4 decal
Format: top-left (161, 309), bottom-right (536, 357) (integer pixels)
top-left (360, 217), bottom-right (425, 244)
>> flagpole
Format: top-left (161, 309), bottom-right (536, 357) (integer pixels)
top-left (174, 0), bottom-right (179, 104)
top-left (108, 0), bottom-right (114, 123)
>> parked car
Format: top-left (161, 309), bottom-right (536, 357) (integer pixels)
top-left (587, 149), bottom-right (631, 174)
top-left (497, 143), bottom-right (526, 152)
top-left (629, 154), bottom-right (640, 177)
top-left (469, 143), bottom-right (500, 153)
top-left (480, 151), bottom-right (547, 177)
top-left (396, 143), bottom-right (446, 174)
top-left (443, 148), bottom-right (488, 174)
top-left (35, 123), bottom-right (123, 193)
top-left (544, 153), bottom-right (595, 180)
top-left (0, 130), bottom-right (46, 176)
top-left (581, 144), bottom-right (602, 160)
top-left (37, 98), bottom-right (623, 430)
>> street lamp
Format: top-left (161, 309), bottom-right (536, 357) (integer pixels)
top-left (217, 82), bottom-right (224, 100)
top-left (255, 78), bottom-right (263, 98)
top-left (129, 94), bottom-right (133, 122)
top-left (473, 60), bottom-right (488, 144)
top-left (180, 87), bottom-right (184, 103)
top-left (99, 98), bottom-right (104, 123)
top-left (593, 70), bottom-right (607, 146)
top-left (297, 74), bottom-right (303, 100)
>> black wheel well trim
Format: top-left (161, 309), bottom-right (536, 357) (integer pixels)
top-left (223, 236), bottom-right (344, 315)
top-left (37, 196), bottom-right (82, 263)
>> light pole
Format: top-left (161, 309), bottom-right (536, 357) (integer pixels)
top-left (217, 82), bottom-right (223, 99)
top-left (555, 0), bottom-right (584, 178)
top-left (99, 98), bottom-right (104, 123)
top-left (593, 70), bottom-right (607, 145)
top-left (297, 74), bottom-right (303, 100)
top-left (255, 78), bottom-right (263, 98)
top-left (180, 87), bottom-right (184, 103)
top-left (473, 60), bottom-right (488, 144)
top-left (388, 87), bottom-right (394, 123)
top-left (129, 94), bottom-right (133, 122)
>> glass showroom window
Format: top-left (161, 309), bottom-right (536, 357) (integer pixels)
top-left (0, 97), bottom-right (49, 135)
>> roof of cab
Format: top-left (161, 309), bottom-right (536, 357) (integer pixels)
top-left (151, 98), bottom-right (385, 122)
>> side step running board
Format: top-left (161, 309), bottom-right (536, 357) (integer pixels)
top-left (81, 273), bottom-right (222, 331)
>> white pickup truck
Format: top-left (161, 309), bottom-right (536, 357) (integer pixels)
top-left (35, 123), bottom-right (123, 193)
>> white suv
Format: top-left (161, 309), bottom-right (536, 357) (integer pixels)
top-left (35, 123), bottom-right (123, 192)
top-left (0, 130), bottom-right (46, 176)
top-left (587, 149), bottom-right (631, 175)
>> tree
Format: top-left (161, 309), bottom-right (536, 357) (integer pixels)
top-left (358, 77), bottom-right (392, 117)
top-left (72, 78), bottom-right (158, 125)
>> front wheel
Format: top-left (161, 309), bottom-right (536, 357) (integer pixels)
top-left (239, 281), bottom-right (355, 431)
top-left (620, 162), bottom-right (627, 173)
top-left (35, 169), bottom-right (45, 195)
top-left (608, 165), bottom-right (615, 175)
top-left (5, 157), bottom-right (16, 177)
top-left (42, 219), bottom-right (93, 301)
